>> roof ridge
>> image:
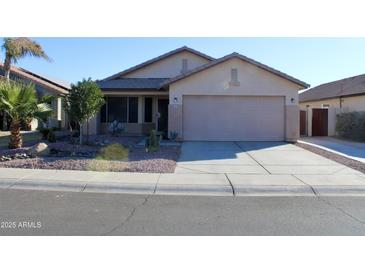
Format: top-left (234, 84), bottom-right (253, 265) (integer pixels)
top-left (0, 62), bottom-right (70, 93)
top-left (299, 73), bottom-right (365, 102)
top-left (103, 46), bottom-right (215, 81)
top-left (161, 52), bottom-right (309, 88)
top-left (309, 73), bottom-right (365, 91)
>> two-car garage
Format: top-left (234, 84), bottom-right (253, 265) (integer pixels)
top-left (182, 95), bottom-right (285, 141)
top-left (166, 53), bottom-right (308, 142)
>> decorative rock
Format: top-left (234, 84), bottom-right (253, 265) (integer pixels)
top-left (28, 142), bottom-right (49, 158)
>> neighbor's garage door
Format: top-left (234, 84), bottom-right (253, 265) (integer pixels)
top-left (182, 95), bottom-right (285, 141)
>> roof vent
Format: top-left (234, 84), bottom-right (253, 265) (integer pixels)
top-left (181, 59), bottom-right (188, 74)
top-left (229, 68), bottom-right (240, 86)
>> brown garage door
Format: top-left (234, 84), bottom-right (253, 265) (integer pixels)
top-left (312, 108), bottom-right (328, 136)
top-left (182, 95), bottom-right (285, 141)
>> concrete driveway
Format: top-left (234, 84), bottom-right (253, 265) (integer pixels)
top-left (175, 141), bottom-right (361, 175)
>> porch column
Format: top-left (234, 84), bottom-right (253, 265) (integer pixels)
top-left (307, 108), bottom-right (313, 137)
top-left (138, 96), bottom-right (143, 123)
top-left (327, 106), bottom-right (336, 136)
top-left (168, 103), bottom-right (183, 140)
top-left (285, 105), bottom-right (299, 142)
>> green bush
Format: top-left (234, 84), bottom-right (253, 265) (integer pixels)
top-left (96, 143), bottom-right (129, 160)
top-left (336, 111), bottom-right (365, 141)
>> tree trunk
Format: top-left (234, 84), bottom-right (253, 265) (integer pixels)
top-left (79, 123), bottom-right (83, 145)
top-left (68, 121), bottom-right (73, 144)
top-left (86, 120), bottom-right (89, 144)
top-left (3, 54), bottom-right (11, 81)
top-left (8, 119), bottom-right (22, 149)
top-left (1, 111), bottom-right (8, 130)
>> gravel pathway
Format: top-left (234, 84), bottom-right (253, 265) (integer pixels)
top-left (295, 142), bottom-right (365, 174)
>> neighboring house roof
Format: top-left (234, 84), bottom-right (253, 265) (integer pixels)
top-left (0, 63), bottom-right (70, 95)
top-left (299, 74), bottom-right (365, 102)
top-left (161, 52), bottom-right (310, 88)
top-left (103, 46), bottom-right (215, 81)
top-left (97, 78), bottom-right (169, 90)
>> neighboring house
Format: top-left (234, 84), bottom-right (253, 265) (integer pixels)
top-left (89, 46), bottom-right (309, 141)
top-left (299, 74), bottom-right (365, 137)
top-left (0, 63), bottom-right (70, 131)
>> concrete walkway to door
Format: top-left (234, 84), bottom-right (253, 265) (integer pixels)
top-left (299, 137), bottom-right (365, 163)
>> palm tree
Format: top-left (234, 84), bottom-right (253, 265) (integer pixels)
top-left (0, 81), bottom-right (53, 148)
top-left (1, 38), bottom-right (50, 81)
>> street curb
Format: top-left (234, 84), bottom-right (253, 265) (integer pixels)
top-left (155, 184), bottom-right (233, 196)
top-left (311, 185), bottom-right (365, 196)
top-left (10, 179), bottom-right (87, 192)
top-left (233, 185), bottom-right (315, 196)
top-left (84, 182), bottom-right (156, 194)
top-left (2, 178), bottom-right (365, 196)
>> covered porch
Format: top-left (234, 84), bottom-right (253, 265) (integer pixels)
top-left (89, 92), bottom-right (169, 136)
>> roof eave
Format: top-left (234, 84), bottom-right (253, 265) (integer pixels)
top-left (161, 53), bottom-right (310, 89)
top-left (103, 46), bottom-right (215, 81)
top-left (300, 92), bottom-right (365, 103)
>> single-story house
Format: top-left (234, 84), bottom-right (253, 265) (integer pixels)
top-left (0, 63), bottom-right (70, 131)
top-left (299, 74), bottom-right (365, 136)
top-left (89, 46), bottom-right (309, 141)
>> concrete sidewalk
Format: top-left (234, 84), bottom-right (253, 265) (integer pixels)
top-left (1, 167), bottom-right (365, 196)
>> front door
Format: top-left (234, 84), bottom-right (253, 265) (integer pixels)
top-left (158, 99), bottom-right (169, 138)
top-left (312, 108), bottom-right (328, 136)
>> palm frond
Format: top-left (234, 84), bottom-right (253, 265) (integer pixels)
top-left (2, 37), bottom-right (51, 62)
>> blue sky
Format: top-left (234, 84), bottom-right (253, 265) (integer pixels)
top-left (1, 37), bottom-right (365, 88)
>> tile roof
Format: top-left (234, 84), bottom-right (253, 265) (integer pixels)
top-left (97, 78), bottom-right (169, 90)
top-left (103, 46), bottom-right (215, 81)
top-left (162, 52), bottom-right (310, 88)
top-left (299, 74), bottom-right (365, 102)
top-left (0, 63), bottom-right (70, 94)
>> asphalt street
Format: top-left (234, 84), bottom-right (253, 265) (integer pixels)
top-left (1, 189), bottom-right (365, 235)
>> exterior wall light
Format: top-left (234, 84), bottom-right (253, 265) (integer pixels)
top-left (173, 97), bottom-right (178, 103)
top-left (291, 98), bottom-right (295, 103)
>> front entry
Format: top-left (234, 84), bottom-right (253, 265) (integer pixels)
top-left (157, 99), bottom-right (169, 138)
top-left (312, 108), bottom-right (328, 136)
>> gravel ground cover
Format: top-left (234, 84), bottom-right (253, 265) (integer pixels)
top-left (0, 135), bottom-right (181, 173)
top-left (295, 142), bottom-right (365, 174)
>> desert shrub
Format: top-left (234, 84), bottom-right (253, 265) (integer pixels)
top-left (145, 130), bottom-right (160, 152)
top-left (108, 120), bottom-right (124, 136)
top-left (96, 143), bottom-right (129, 160)
top-left (169, 131), bottom-right (178, 141)
top-left (336, 111), bottom-right (365, 141)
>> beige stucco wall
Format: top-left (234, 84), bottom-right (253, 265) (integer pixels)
top-left (341, 95), bottom-right (365, 112)
top-left (168, 57), bottom-right (305, 141)
top-left (299, 94), bottom-right (365, 136)
top-left (299, 98), bottom-right (340, 110)
top-left (31, 96), bottom-right (65, 130)
top-left (124, 51), bottom-right (211, 78)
